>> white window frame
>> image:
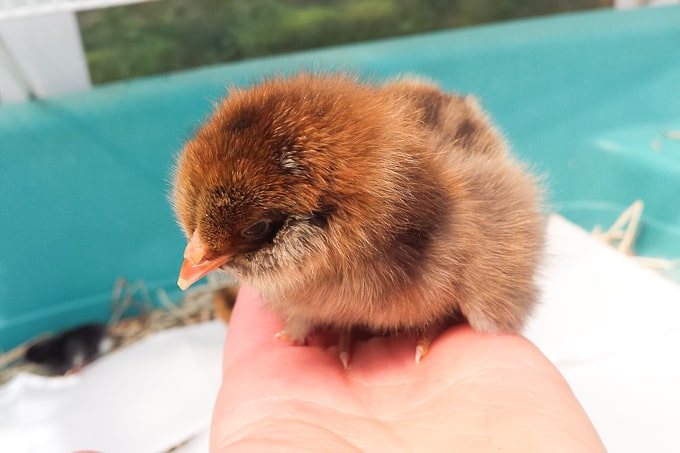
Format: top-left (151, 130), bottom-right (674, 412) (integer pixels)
top-left (0, 0), bottom-right (157, 104)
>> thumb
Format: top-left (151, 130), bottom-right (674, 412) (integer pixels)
top-left (222, 285), bottom-right (285, 366)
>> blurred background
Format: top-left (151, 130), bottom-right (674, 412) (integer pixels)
top-left (76, 0), bottom-right (613, 84)
top-left (1, 0), bottom-right (679, 352)
top-left (2, 0), bottom-right (678, 102)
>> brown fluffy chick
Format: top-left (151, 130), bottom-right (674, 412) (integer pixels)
top-left (172, 73), bottom-right (544, 366)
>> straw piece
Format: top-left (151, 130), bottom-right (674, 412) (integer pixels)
top-left (663, 129), bottom-right (680, 141)
top-left (649, 129), bottom-right (680, 151)
top-left (592, 200), bottom-right (644, 255)
top-left (592, 200), bottom-right (679, 280)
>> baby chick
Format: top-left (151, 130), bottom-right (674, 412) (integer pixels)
top-left (172, 73), bottom-right (544, 366)
top-left (24, 323), bottom-right (113, 375)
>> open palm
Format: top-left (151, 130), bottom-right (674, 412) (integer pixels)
top-left (210, 285), bottom-right (605, 452)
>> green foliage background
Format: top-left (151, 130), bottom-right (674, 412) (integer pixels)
top-left (78, 0), bottom-right (611, 84)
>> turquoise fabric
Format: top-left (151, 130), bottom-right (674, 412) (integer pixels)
top-left (1, 6), bottom-right (679, 350)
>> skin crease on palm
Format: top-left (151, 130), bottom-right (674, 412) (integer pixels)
top-left (211, 285), bottom-right (607, 453)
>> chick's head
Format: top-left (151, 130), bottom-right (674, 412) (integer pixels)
top-left (172, 74), bottom-right (393, 289)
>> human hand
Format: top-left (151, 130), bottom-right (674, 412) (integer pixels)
top-left (210, 285), bottom-right (605, 452)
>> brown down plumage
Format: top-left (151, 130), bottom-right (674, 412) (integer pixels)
top-left (172, 73), bottom-right (545, 365)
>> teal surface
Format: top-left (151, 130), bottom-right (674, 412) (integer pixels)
top-left (1, 7), bottom-right (679, 350)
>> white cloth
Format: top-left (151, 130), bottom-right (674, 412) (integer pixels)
top-left (524, 215), bottom-right (680, 453)
top-left (0, 322), bottom-right (226, 453)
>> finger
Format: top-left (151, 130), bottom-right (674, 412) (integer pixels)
top-left (222, 284), bottom-right (285, 365)
top-left (347, 325), bottom-right (535, 381)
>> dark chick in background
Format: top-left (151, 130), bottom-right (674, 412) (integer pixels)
top-left (172, 73), bottom-right (544, 367)
top-left (24, 323), bottom-right (112, 375)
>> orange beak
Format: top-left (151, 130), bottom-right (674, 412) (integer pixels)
top-left (177, 231), bottom-right (231, 291)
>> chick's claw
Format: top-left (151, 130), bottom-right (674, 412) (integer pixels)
top-left (338, 328), bottom-right (352, 370)
top-left (415, 324), bottom-right (444, 364)
top-left (415, 341), bottom-right (430, 364)
top-left (274, 330), bottom-right (306, 346)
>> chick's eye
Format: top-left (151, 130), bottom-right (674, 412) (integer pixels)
top-left (241, 219), bottom-right (271, 238)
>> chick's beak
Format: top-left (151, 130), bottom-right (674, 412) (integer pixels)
top-left (177, 230), bottom-right (231, 290)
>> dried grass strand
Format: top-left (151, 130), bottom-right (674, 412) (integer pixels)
top-left (593, 199), bottom-right (679, 279)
